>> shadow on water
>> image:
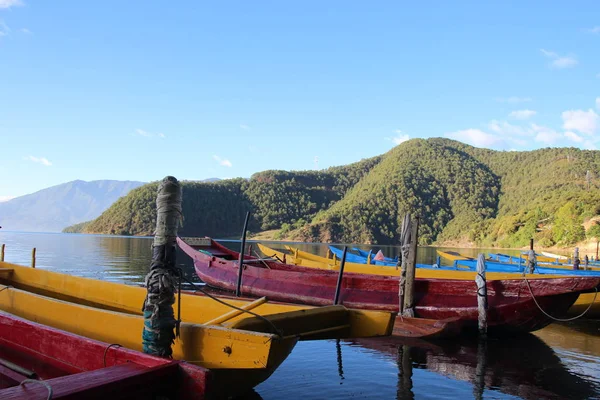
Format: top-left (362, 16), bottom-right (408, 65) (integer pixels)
top-left (347, 333), bottom-right (599, 400)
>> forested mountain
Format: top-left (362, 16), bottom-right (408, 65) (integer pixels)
top-left (0, 180), bottom-right (145, 232)
top-left (73, 139), bottom-right (600, 247)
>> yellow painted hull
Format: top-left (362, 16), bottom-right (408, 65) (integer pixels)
top-left (0, 282), bottom-right (296, 370)
top-left (0, 261), bottom-right (393, 340)
top-left (568, 292), bottom-right (600, 318)
top-left (435, 250), bottom-right (472, 262)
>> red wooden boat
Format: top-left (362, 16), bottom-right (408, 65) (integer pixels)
top-left (178, 237), bottom-right (600, 334)
top-left (0, 311), bottom-right (211, 399)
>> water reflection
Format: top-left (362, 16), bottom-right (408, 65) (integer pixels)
top-left (347, 332), bottom-right (599, 400)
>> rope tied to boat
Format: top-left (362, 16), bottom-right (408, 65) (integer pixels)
top-left (103, 343), bottom-right (123, 367)
top-left (0, 285), bottom-right (12, 294)
top-left (523, 278), bottom-right (599, 322)
top-left (476, 272), bottom-right (487, 297)
top-left (19, 379), bottom-right (53, 400)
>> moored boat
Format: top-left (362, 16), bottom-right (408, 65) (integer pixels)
top-left (264, 244), bottom-right (600, 318)
top-left (0, 310), bottom-right (210, 399)
top-left (180, 237), bottom-right (600, 334)
top-left (0, 281), bottom-right (297, 396)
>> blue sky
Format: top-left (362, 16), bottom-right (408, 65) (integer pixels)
top-left (0, 1), bottom-right (599, 200)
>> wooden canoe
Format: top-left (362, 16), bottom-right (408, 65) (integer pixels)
top-left (0, 282), bottom-right (298, 397)
top-left (0, 311), bottom-right (210, 399)
top-left (260, 244), bottom-right (600, 318)
top-left (0, 260), bottom-right (394, 340)
top-left (181, 238), bottom-right (600, 334)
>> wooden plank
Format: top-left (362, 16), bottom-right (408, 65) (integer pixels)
top-left (0, 269), bottom-right (13, 273)
top-left (0, 363), bottom-right (179, 399)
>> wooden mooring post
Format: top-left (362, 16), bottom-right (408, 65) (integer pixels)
top-left (475, 253), bottom-right (488, 337)
top-left (333, 246), bottom-right (348, 305)
top-left (141, 176), bottom-right (182, 357)
top-left (403, 216), bottom-right (419, 318)
top-left (31, 248), bottom-right (36, 268)
top-left (235, 211), bottom-right (251, 297)
top-left (0, 244), bottom-right (4, 262)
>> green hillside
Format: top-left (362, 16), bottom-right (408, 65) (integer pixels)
top-left (72, 138), bottom-right (600, 248)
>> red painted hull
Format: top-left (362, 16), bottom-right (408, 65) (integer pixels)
top-left (178, 238), bottom-right (600, 334)
top-left (0, 311), bottom-right (211, 399)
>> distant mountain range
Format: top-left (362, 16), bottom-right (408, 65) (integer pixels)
top-left (0, 180), bottom-right (145, 232)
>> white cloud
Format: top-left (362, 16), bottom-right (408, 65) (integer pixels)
top-left (387, 130), bottom-right (409, 145)
top-left (496, 96), bottom-right (532, 104)
top-left (0, 195), bottom-right (15, 202)
top-left (509, 109), bottom-right (536, 120)
top-left (20, 28), bottom-right (32, 34)
top-left (24, 155), bottom-right (52, 166)
top-left (531, 124), bottom-right (562, 144)
top-left (213, 155), bottom-right (232, 167)
top-left (565, 131), bottom-right (584, 143)
top-left (446, 129), bottom-right (503, 148)
top-left (587, 26), bottom-right (600, 34)
top-left (540, 49), bottom-right (578, 69)
top-left (239, 124), bottom-right (251, 130)
top-left (0, 20), bottom-right (10, 37)
top-left (562, 109), bottom-right (599, 135)
top-left (0, 0), bottom-right (22, 9)
top-left (488, 120), bottom-right (529, 137)
top-left (135, 128), bottom-right (165, 138)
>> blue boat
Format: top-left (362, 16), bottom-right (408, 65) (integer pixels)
top-left (352, 247), bottom-right (398, 263)
top-left (454, 259), bottom-right (600, 277)
top-left (328, 246), bottom-right (397, 266)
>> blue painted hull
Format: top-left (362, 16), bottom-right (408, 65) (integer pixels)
top-left (455, 259), bottom-right (600, 276)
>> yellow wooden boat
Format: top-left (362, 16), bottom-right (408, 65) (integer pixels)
top-left (258, 244), bottom-right (600, 318)
top-left (435, 250), bottom-right (473, 262)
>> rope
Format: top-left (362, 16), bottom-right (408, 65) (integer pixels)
top-left (523, 278), bottom-right (599, 322)
top-left (476, 272), bottom-right (487, 297)
top-left (179, 274), bottom-right (283, 338)
top-left (19, 379), bottom-right (53, 400)
top-left (0, 285), bottom-right (11, 294)
top-left (103, 343), bottom-right (122, 367)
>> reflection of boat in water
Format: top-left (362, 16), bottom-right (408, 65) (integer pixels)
top-left (347, 334), bottom-right (599, 400)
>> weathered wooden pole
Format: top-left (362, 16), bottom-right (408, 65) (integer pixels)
top-left (398, 214), bottom-right (412, 314)
top-left (31, 248), bottom-right (36, 268)
top-left (0, 244), bottom-right (4, 262)
top-left (403, 216), bottom-right (419, 317)
top-left (333, 246), bottom-right (348, 305)
top-left (596, 241), bottom-right (599, 261)
top-left (142, 176), bottom-right (182, 357)
top-left (475, 254), bottom-right (488, 337)
top-left (235, 211), bottom-right (251, 297)
top-left (526, 239), bottom-right (536, 274)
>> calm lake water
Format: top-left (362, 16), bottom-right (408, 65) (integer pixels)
top-left (1, 231), bottom-right (599, 400)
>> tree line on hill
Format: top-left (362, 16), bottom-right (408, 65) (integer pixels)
top-left (65, 138), bottom-right (600, 248)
